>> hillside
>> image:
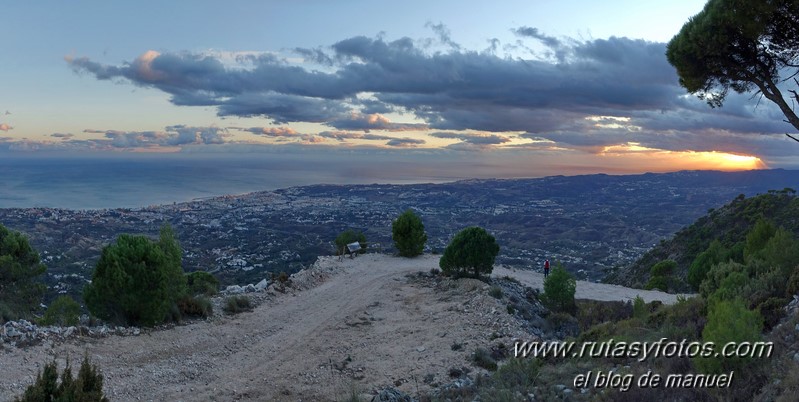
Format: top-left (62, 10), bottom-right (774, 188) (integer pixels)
top-left (605, 189), bottom-right (799, 290)
top-left (0, 255), bottom-right (683, 402)
top-left (3, 169), bottom-right (799, 307)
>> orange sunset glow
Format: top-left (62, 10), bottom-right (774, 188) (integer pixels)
top-left (599, 143), bottom-right (767, 171)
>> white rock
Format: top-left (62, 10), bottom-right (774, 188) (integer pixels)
top-left (255, 279), bottom-right (269, 291)
top-left (225, 285), bottom-right (244, 294)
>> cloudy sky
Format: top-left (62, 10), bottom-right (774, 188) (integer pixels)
top-left (3, 0), bottom-right (796, 177)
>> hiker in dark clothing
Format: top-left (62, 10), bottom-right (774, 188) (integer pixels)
top-left (544, 259), bottom-right (550, 278)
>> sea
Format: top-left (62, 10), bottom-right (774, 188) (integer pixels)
top-left (0, 153), bottom-right (478, 210)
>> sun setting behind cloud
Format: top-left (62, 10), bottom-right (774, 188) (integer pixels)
top-left (600, 143), bottom-right (766, 171)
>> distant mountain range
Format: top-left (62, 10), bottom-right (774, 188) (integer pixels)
top-left (2, 169), bottom-right (799, 301)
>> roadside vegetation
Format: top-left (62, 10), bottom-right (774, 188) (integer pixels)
top-left (15, 356), bottom-right (109, 402)
top-left (391, 209), bottom-right (427, 257)
top-left (83, 224), bottom-right (188, 327)
top-left (0, 224), bottom-right (46, 323)
top-left (445, 192), bottom-right (799, 401)
top-left (439, 226), bottom-right (500, 279)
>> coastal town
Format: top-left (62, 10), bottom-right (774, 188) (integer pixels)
top-left (2, 170), bottom-right (797, 301)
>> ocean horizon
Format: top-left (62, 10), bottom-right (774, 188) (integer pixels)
top-left (3, 153), bottom-right (780, 211)
top-left (0, 154), bottom-right (473, 210)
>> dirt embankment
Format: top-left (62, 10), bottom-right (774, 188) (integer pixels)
top-left (0, 254), bottom-right (688, 402)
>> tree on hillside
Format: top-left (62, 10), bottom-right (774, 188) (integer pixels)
top-left (666, 0), bottom-right (799, 139)
top-left (645, 259), bottom-right (676, 292)
top-left (84, 224), bottom-right (187, 326)
top-left (439, 226), bottom-right (500, 278)
top-left (0, 224), bottom-right (46, 322)
top-left (688, 240), bottom-right (726, 290)
top-left (392, 209), bottom-right (427, 257)
top-left (543, 263), bottom-right (577, 314)
top-left (744, 218), bottom-right (777, 261)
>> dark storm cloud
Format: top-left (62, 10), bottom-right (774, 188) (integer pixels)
top-left (357, 98), bottom-right (394, 115)
top-left (244, 127), bottom-right (301, 137)
top-left (293, 47), bottom-right (335, 66)
top-left (164, 125), bottom-right (227, 145)
top-left (317, 131), bottom-right (394, 141)
top-left (430, 131), bottom-right (512, 145)
top-left (386, 138), bottom-right (426, 147)
top-left (82, 126), bottom-right (228, 148)
top-left (512, 26), bottom-right (562, 51)
top-left (326, 113), bottom-right (427, 132)
top-left (66, 28), bottom-right (794, 147)
top-left (526, 127), bottom-right (799, 158)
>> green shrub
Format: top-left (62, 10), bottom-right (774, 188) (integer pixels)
top-left (439, 227), bottom-right (500, 278)
top-left (15, 356), bottom-right (108, 402)
top-left (787, 266), bottom-right (799, 296)
top-left (0, 302), bottom-right (14, 323)
top-left (645, 260), bottom-right (675, 291)
top-left (543, 264), bottom-right (576, 314)
top-left (644, 276), bottom-right (668, 292)
top-left (177, 295), bottom-right (213, 318)
top-left (83, 224), bottom-right (187, 327)
top-left (40, 295), bottom-right (80, 326)
top-left (334, 230), bottom-right (367, 256)
top-left (688, 240), bottom-right (725, 290)
top-left (758, 228), bottom-right (799, 276)
top-left (0, 224), bottom-right (46, 322)
top-left (489, 286), bottom-right (503, 299)
top-left (223, 295), bottom-right (252, 314)
top-left (472, 347), bottom-right (498, 371)
top-left (740, 265), bottom-right (785, 307)
top-left (186, 271), bottom-right (219, 296)
top-left (391, 209), bottom-right (427, 257)
top-left (694, 298), bottom-right (763, 374)
top-left (274, 271), bottom-right (290, 284)
top-left (477, 357), bottom-right (540, 401)
top-left (707, 271), bottom-right (747, 307)
top-left (632, 295), bottom-right (647, 320)
top-left (757, 296), bottom-right (787, 331)
top-left (271, 271), bottom-right (291, 292)
top-left (575, 300), bottom-right (633, 331)
top-left (744, 218), bottom-right (776, 261)
top-left (699, 260), bottom-right (745, 298)
top-left (547, 311), bottom-right (579, 337)
top-left (650, 260), bottom-right (676, 277)
top-left (647, 296), bottom-right (706, 340)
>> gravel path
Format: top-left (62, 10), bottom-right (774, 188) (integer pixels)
top-left (0, 254), bottom-right (693, 401)
top-left (493, 265), bottom-right (695, 304)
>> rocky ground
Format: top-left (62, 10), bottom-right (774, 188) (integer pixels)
top-left (0, 254), bottom-right (686, 402)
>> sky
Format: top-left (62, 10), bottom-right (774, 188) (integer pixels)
top-left (2, 0), bottom-right (797, 178)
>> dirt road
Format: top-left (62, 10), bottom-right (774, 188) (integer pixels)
top-left (492, 265), bottom-right (694, 304)
top-left (0, 254), bottom-right (692, 401)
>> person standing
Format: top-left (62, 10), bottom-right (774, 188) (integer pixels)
top-left (544, 259), bottom-right (550, 278)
